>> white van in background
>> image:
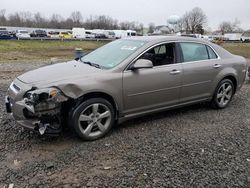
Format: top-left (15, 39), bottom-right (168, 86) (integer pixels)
top-left (224, 33), bottom-right (242, 41)
top-left (72, 28), bottom-right (86, 39)
top-left (113, 30), bottom-right (127, 39)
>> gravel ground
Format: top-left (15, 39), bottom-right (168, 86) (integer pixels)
top-left (0, 61), bottom-right (250, 187)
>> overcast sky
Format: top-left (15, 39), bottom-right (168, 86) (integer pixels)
top-left (2, 0), bottom-right (250, 30)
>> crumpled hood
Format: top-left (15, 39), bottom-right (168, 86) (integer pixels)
top-left (17, 60), bottom-right (102, 85)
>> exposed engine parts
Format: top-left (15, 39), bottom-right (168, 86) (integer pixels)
top-left (16, 87), bottom-right (69, 135)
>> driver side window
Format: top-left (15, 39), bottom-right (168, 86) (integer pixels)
top-left (139, 43), bottom-right (175, 66)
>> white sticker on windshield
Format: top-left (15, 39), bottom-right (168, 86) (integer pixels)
top-left (121, 46), bottom-right (138, 51)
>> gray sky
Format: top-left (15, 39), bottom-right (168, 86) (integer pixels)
top-left (2, 0), bottom-right (250, 30)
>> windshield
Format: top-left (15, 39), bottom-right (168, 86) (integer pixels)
top-left (81, 39), bottom-right (146, 69)
top-left (20, 31), bottom-right (28, 34)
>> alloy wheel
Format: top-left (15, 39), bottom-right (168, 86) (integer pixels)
top-left (216, 82), bottom-right (233, 107)
top-left (78, 103), bottom-right (112, 138)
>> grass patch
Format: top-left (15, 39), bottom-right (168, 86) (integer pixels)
top-left (222, 43), bottom-right (250, 58)
top-left (0, 40), bottom-right (108, 62)
top-left (0, 40), bottom-right (250, 63)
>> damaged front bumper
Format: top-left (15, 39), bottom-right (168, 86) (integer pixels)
top-left (5, 80), bottom-right (69, 135)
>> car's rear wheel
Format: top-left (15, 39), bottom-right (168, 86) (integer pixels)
top-left (69, 98), bottom-right (115, 140)
top-left (211, 79), bottom-right (234, 109)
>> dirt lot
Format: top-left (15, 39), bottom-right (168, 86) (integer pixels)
top-left (0, 60), bottom-right (250, 187)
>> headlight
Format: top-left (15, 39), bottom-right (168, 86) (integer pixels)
top-left (25, 87), bottom-right (67, 104)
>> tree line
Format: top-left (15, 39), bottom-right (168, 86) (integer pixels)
top-left (0, 9), bottom-right (144, 34)
top-left (0, 8), bottom-right (245, 35)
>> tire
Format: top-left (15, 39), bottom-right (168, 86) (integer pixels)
top-left (211, 79), bottom-right (235, 109)
top-left (69, 98), bottom-right (115, 141)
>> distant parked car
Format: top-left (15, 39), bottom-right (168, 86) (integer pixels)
top-left (85, 31), bottom-right (95, 39)
top-left (16, 30), bottom-right (30, 39)
top-left (8, 30), bottom-right (16, 36)
top-left (47, 31), bottom-right (60, 39)
top-left (59, 31), bottom-right (73, 39)
top-left (30, 30), bottom-right (47, 37)
top-left (94, 33), bottom-right (107, 39)
top-left (0, 30), bottom-right (16, 40)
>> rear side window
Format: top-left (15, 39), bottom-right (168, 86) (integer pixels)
top-left (207, 46), bottom-right (217, 59)
top-left (180, 43), bottom-right (209, 62)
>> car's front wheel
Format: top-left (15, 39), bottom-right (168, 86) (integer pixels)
top-left (211, 79), bottom-right (234, 109)
top-left (69, 98), bottom-right (115, 140)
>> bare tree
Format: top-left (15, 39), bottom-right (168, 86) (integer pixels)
top-left (1, 9), bottom-right (143, 31)
top-left (219, 19), bottom-right (242, 34)
top-left (63, 18), bottom-right (74, 29)
top-left (176, 17), bottom-right (185, 32)
top-left (119, 21), bottom-right (143, 33)
top-left (0, 9), bottom-right (6, 25)
top-left (83, 15), bottom-right (119, 30)
top-left (219, 21), bottom-right (233, 34)
top-left (132, 22), bottom-right (144, 35)
top-left (119, 21), bottom-right (132, 30)
top-left (84, 16), bottom-right (94, 29)
top-left (34, 12), bottom-right (50, 28)
top-left (181, 7), bottom-right (207, 34)
top-left (148, 23), bottom-right (155, 34)
top-left (19, 11), bottom-right (33, 27)
top-left (50, 14), bottom-right (64, 29)
top-left (8, 12), bottom-right (22, 26)
top-left (139, 23), bottom-right (144, 35)
top-left (70, 11), bottom-right (83, 27)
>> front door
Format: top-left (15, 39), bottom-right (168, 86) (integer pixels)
top-left (122, 42), bottom-right (182, 116)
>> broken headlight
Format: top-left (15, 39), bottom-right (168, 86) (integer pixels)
top-left (22, 87), bottom-right (68, 114)
top-left (25, 87), bottom-right (68, 104)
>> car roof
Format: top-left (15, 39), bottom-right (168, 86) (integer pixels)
top-left (122, 35), bottom-right (234, 61)
top-left (124, 35), bottom-right (208, 43)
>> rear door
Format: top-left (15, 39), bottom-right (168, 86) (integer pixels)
top-left (178, 42), bottom-right (221, 103)
top-left (122, 42), bottom-right (182, 115)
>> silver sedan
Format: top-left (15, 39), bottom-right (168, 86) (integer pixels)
top-left (5, 36), bottom-right (248, 140)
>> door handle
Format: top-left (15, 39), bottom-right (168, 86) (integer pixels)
top-left (170, 69), bottom-right (181, 75)
top-left (213, 64), bottom-right (221, 68)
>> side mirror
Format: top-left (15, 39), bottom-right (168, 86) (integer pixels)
top-left (131, 59), bottom-right (153, 70)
